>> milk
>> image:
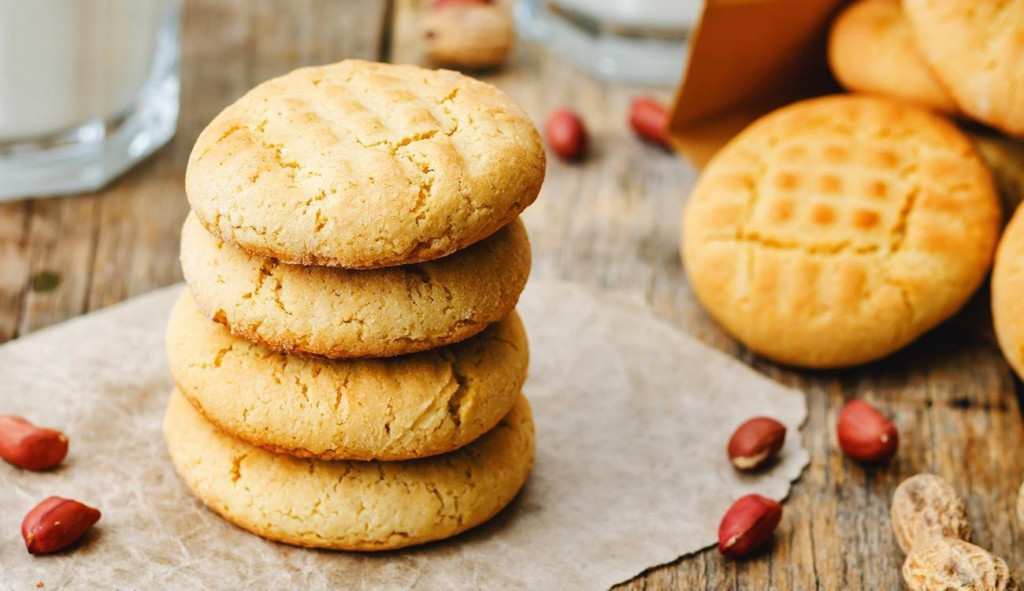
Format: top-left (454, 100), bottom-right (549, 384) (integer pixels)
top-left (0, 0), bottom-right (180, 200)
top-left (0, 0), bottom-right (167, 142)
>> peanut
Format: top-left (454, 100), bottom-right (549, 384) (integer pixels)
top-left (545, 109), bottom-right (588, 161)
top-left (891, 474), bottom-right (970, 554)
top-left (420, 4), bottom-right (514, 70)
top-left (0, 415), bottom-right (68, 471)
top-left (836, 399), bottom-right (898, 462)
top-left (628, 97), bottom-right (670, 147)
top-left (902, 537), bottom-right (1017, 591)
top-left (727, 417), bottom-right (786, 471)
top-left (718, 494), bottom-right (782, 558)
top-left (22, 497), bottom-right (101, 555)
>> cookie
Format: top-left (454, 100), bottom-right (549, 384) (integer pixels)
top-left (166, 290), bottom-right (528, 461)
top-left (682, 95), bottom-right (1001, 368)
top-left (164, 389), bottom-right (535, 551)
top-left (904, 0), bottom-right (1024, 137)
top-left (993, 204), bottom-right (1024, 380)
top-left (186, 59), bottom-right (545, 269)
top-left (180, 212), bottom-right (531, 358)
top-left (828, 0), bottom-right (958, 114)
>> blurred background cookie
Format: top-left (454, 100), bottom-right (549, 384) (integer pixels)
top-left (904, 0), bottom-right (1024, 137)
top-left (992, 203), bottom-right (1024, 380)
top-left (682, 95), bottom-right (1001, 368)
top-left (829, 0), bottom-right (958, 114)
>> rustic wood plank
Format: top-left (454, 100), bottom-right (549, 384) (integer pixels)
top-left (390, 2), bottom-right (1024, 589)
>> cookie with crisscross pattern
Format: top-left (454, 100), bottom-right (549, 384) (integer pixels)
top-left (186, 60), bottom-right (545, 269)
top-left (682, 95), bottom-right (1000, 368)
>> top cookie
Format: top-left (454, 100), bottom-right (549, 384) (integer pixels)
top-left (186, 60), bottom-right (545, 269)
top-left (828, 0), bottom-right (958, 114)
top-left (683, 95), bottom-right (1001, 368)
top-left (904, 0), bottom-right (1024, 137)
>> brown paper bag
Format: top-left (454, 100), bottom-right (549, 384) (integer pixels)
top-left (667, 0), bottom-right (1024, 214)
top-left (667, 0), bottom-right (847, 167)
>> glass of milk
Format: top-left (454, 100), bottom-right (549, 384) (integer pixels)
top-left (515, 0), bottom-right (702, 87)
top-left (0, 0), bottom-right (182, 201)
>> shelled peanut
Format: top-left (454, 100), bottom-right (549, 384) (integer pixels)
top-left (718, 494), bottom-right (782, 559)
top-left (22, 497), bottom-right (101, 555)
top-left (727, 417), bottom-right (786, 471)
top-left (0, 415), bottom-right (68, 471)
top-left (836, 400), bottom-right (898, 463)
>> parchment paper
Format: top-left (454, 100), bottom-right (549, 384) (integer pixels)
top-left (0, 280), bottom-right (808, 590)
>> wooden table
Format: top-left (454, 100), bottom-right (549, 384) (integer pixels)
top-left (2, 1), bottom-right (1021, 588)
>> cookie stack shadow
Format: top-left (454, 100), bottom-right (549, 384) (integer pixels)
top-left (163, 60), bottom-right (546, 551)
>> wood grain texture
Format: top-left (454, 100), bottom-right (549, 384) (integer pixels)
top-left (0, 0), bottom-right (1020, 588)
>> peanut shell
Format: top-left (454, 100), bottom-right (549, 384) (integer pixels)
top-left (891, 473), bottom-right (970, 554)
top-left (902, 537), bottom-right (1017, 591)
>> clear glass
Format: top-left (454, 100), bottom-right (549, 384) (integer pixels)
top-left (0, 0), bottom-right (182, 202)
top-left (515, 0), bottom-right (701, 87)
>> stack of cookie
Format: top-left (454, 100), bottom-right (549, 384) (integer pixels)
top-left (163, 60), bottom-right (546, 551)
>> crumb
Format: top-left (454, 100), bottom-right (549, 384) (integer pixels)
top-left (37, 583), bottom-right (45, 589)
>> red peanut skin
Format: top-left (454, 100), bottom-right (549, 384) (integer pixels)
top-left (545, 109), bottom-right (588, 160)
top-left (837, 400), bottom-right (899, 462)
top-left (629, 97), bottom-right (670, 146)
top-left (22, 497), bottom-right (101, 555)
top-left (718, 494), bottom-right (782, 558)
top-left (0, 415), bottom-right (69, 471)
top-left (727, 417), bottom-right (786, 471)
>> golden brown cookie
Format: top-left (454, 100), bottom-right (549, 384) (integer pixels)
top-left (993, 204), bottom-right (1024, 380)
top-left (180, 212), bottom-right (531, 358)
top-left (166, 290), bottom-right (528, 461)
top-left (682, 95), bottom-right (1000, 368)
top-left (186, 59), bottom-right (545, 269)
top-left (828, 0), bottom-right (958, 114)
top-left (904, 0), bottom-right (1024, 137)
top-left (164, 389), bottom-right (535, 551)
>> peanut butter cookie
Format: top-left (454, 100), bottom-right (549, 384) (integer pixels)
top-left (682, 95), bottom-right (1000, 368)
top-left (166, 291), bottom-right (527, 461)
top-left (165, 389), bottom-right (535, 551)
top-left (186, 60), bottom-right (545, 268)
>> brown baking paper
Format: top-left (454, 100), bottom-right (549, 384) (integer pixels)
top-left (0, 280), bottom-right (808, 590)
